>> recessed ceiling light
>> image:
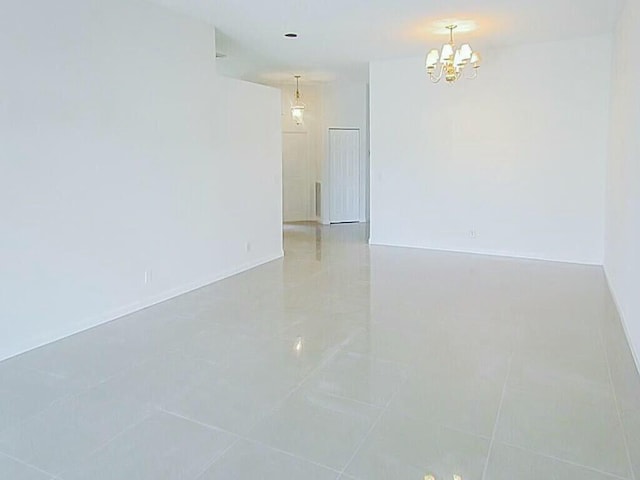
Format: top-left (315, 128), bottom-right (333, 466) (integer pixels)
top-left (284, 33), bottom-right (298, 38)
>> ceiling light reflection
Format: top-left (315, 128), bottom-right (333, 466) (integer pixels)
top-left (432, 19), bottom-right (478, 34)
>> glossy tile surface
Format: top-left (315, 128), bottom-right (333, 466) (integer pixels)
top-left (196, 440), bottom-right (339, 479)
top-left (495, 386), bottom-right (630, 478)
top-left (484, 443), bottom-right (624, 480)
top-left (345, 407), bottom-right (491, 479)
top-left (0, 386), bottom-right (154, 475)
top-left (0, 453), bottom-right (52, 480)
top-left (249, 386), bottom-right (381, 471)
top-left (0, 222), bottom-right (638, 479)
top-left (59, 412), bottom-right (236, 480)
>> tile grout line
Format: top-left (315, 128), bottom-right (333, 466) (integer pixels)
top-left (161, 325), bottom-right (392, 478)
top-left (162, 321), bottom-right (397, 477)
top-left (167, 311), bottom-right (352, 445)
top-left (498, 440), bottom-right (631, 480)
top-left (480, 338), bottom-right (517, 480)
top-left (191, 435), bottom-right (243, 480)
top-left (159, 409), bottom-right (343, 476)
top-left (159, 326), bottom-right (374, 478)
top-left (315, 389), bottom-right (390, 410)
top-left (262, 324), bottom-right (367, 414)
top-left (0, 450), bottom-right (56, 478)
top-left (337, 405), bottom-right (385, 476)
top-left (0, 346), bottom-right (160, 442)
top-left (338, 374), bottom-right (409, 476)
top-left (52, 407), bottom-right (159, 480)
top-left (597, 306), bottom-right (637, 480)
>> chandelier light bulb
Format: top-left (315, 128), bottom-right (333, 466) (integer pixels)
top-left (426, 49), bottom-right (440, 69)
top-left (459, 44), bottom-right (473, 62)
top-left (454, 50), bottom-right (463, 67)
top-left (292, 105), bottom-right (304, 124)
top-left (441, 44), bottom-right (454, 62)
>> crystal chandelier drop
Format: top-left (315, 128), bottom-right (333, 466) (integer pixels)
top-left (291, 75), bottom-right (305, 125)
top-left (425, 25), bottom-right (481, 84)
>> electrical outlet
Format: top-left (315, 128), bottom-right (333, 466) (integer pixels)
top-left (245, 242), bottom-right (252, 253)
top-left (144, 270), bottom-right (153, 285)
top-left (469, 230), bottom-right (477, 239)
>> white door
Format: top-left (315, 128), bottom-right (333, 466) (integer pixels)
top-left (329, 129), bottom-right (360, 223)
top-left (282, 132), bottom-right (312, 222)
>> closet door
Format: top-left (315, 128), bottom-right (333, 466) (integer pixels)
top-left (329, 128), bottom-right (360, 223)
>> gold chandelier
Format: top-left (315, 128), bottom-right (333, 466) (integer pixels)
top-left (425, 25), bottom-right (481, 84)
top-left (291, 75), bottom-right (305, 125)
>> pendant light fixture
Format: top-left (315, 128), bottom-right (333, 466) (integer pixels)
top-left (291, 75), bottom-right (305, 125)
top-left (425, 25), bottom-right (481, 84)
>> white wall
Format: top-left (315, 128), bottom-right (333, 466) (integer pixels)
top-left (369, 35), bottom-right (612, 264)
top-left (0, 0), bottom-right (282, 361)
top-left (605, 0), bottom-right (640, 368)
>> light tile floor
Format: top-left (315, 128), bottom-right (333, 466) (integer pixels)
top-left (1, 222), bottom-right (639, 479)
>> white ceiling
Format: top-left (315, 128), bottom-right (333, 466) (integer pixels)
top-left (153, 0), bottom-right (623, 84)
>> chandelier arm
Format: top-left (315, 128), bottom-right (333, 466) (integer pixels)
top-left (464, 68), bottom-right (479, 80)
top-left (294, 75), bottom-right (301, 100)
top-left (429, 64), bottom-right (445, 83)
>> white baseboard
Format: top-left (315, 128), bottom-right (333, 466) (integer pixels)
top-left (604, 270), bottom-right (640, 375)
top-left (368, 239), bottom-right (603, 267)
top-left (0, 252), bottom-right (284, 363)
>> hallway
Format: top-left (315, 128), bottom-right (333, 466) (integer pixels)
top-left (0, 222), bottom-right (638, 479)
